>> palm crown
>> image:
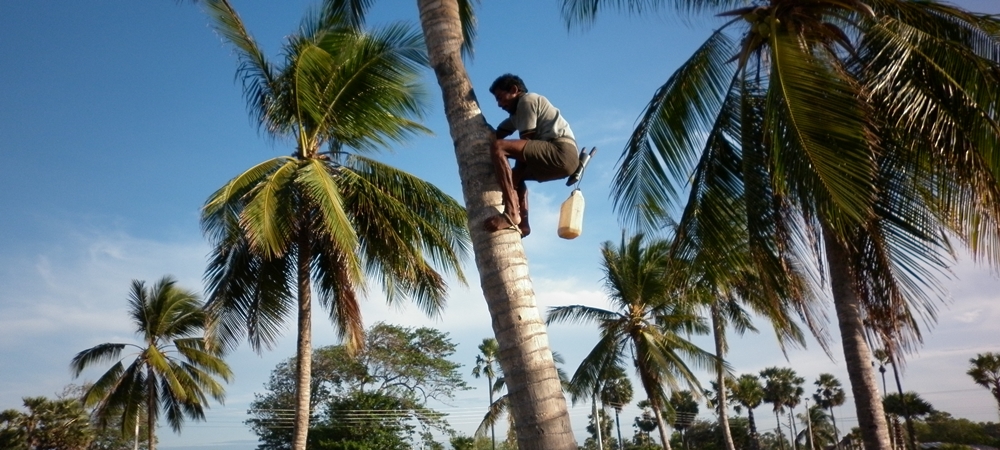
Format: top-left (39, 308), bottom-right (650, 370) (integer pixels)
top-left (200, 2), bottom-right (469, 450)
top-left (560, 0), bottom-right (1000, 447)
top-left (70, 277), bottom-right (232, 450)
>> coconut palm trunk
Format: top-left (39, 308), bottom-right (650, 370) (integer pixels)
top-left (710, 303), bottom-right (737, 450)
top-left (416, 1), bottom-right (575, 448)
top-left (652, 405), bottom-right (673, 450)
top-left (823, 225), bottom-right (892, 450)
top-left (293, 229), bottom-right (313, 450)
top-left (147, 366), bottom-right (156, 450)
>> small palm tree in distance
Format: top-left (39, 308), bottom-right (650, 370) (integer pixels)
top-left (71, 276), bottom-right (232, 450)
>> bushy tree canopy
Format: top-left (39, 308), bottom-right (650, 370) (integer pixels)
top-left (246, 323), bottom-right (467, 450)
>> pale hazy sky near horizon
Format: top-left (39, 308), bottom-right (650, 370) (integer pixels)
top-left (2, 1), bottom-right (1000, 449)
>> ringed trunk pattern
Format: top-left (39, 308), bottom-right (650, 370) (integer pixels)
top-left (652, 405), bottom-right (672, 450)
top-left (823, 225), bottom-right (892, 450)
top-left (292, 228), bottom-right (313, 450)
top-left (416, 1), bottom-right (576, 448)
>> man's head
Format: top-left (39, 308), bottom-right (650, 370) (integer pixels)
top-left (490, 74), bottom-right (527, 114)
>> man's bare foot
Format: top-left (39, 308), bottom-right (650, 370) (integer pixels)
top-left (484, 212), bottom-right (522, 236)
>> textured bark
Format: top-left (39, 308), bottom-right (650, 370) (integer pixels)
top-left (711, 303), bottom-right (737, 450)
top-left (416, 1), bottom-right (576, 448)
top-left (823, 225), bottom-right (892, 450)
top-left (652, 405), bottom-right (673, 450)
top-left (292, 230), bottom-right (313, 450)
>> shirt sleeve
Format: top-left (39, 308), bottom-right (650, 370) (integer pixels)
top-left (514, 94), bottom-right (540, 134)
top-left (497, 117), bottom-right (515, 133)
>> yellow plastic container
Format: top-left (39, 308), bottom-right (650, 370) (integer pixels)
top-left (558, 189), bottom-right (585, 239)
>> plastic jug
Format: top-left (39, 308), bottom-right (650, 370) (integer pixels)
top-left (558, 189), bottom-right (585, 239)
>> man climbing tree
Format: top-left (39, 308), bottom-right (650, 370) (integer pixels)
top-left (484, 73), bottom-right (579, 238)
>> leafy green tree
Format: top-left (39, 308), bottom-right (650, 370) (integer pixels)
top-left (246, 323), bottom-right (466, 450)
top-left (60, 384), bottom-right (151, 450)
top-left (561, 0), bottom-right (1000, 448)
top-left (915, 411), bottom-right (1000, 446)
top-left (547, 234), bottom-right (717, 450)
top-left (812, 373), bottom-right (845, 448)
top-left (967, 352), bottom-right (1000, 420)
top-left (0, 396), bottom-right (93, 450)
top-left (309, 391), bottom-right (417, 450)
top-left (670, 418), bottom-right (753, 450)
top-left (731, 374), bottom-right (765, 450)
top-left (472, 338), bottom-right (500, 450)
top-left (201, 2), bottom-right (469, 450)
top-left (70, 277), bottom-right (231, 450)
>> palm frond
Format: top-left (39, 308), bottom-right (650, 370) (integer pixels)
top-left (204, 0), bottom-right (277, 131)
top-left (70, 343), bottom-right (127, 377)
top-left (612, 28), bottom-right (740, 230)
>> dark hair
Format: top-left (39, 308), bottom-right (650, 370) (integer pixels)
top-left (489, 74), bottom-right (527, 94)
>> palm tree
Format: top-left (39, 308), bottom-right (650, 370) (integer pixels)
top-left (669, 390), bottom-right (699, 450)
top-left (796, 405), bottom-right (836, 450)
top-left (882, 392), bottom-right (934, 421)
top-left (760, 367), bottom-right (804, 450)
top-left (415, 1), bottom-right (577, 448)
top-left (600, 366), bottom-right (634, 450)
top-left (200, 3), bottom-right (468, 450)
top-left (731, 374), bottom-right (765, 450)
top-left (668, 188), bottom-right (814, 450)
top-left (70, 277), bottom-right (232, 450)
top-left (967, 352), bottom-right (1000, 421)
top-left (560, 1), bottom-right (1000, 449)
top-left (813, 373), bottom-right (845, 449)
top-left (547, 233), bottom-right (717, 450)
top-left (472, 338), bottom-right (500, 450)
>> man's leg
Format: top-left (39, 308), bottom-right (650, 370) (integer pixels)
top-left (485, 139), bottom-right (528, 233)
top-left (514, 168), bottom-right (530, 237)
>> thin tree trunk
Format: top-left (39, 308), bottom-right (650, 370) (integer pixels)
top-left (830, 406), bottom-right (840, 450)
top-left (416, 1), bottom-right (576, 449)
top-left (594, 392), bottom-right (604, 449)
top-left (889, 356), bottom-right (917, 450)
top-left (488, 373), bottom-right (496, 450)
top-left (652, 405), bottom-right (673, 450)
top-left (615, 408), bottom-right (623, 450)
top-left (823, 225), bottom-right (892, 450)
top-left (134, 408), bottom-right (140, 450)
top-left (292, 230), bottom-right (313, 450)
top-left (789, 408), bottom-right (799, 450)
top-left (748, 408), bottom-right (760, 450)
top-left (774, 410), bottom-right (785, 450)
top-left (711, 303), bottom-right (737, 450)
top-left (805, 400), bottom-right (816, 450)
top-left (147, 366), bottom-right (156, 450)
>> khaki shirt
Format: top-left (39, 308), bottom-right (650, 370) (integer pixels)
top-left (497, 92), bottom-right (576, 142)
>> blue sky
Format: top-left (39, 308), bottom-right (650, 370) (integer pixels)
top-left (2, 1), bottom-right (1000, 449)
